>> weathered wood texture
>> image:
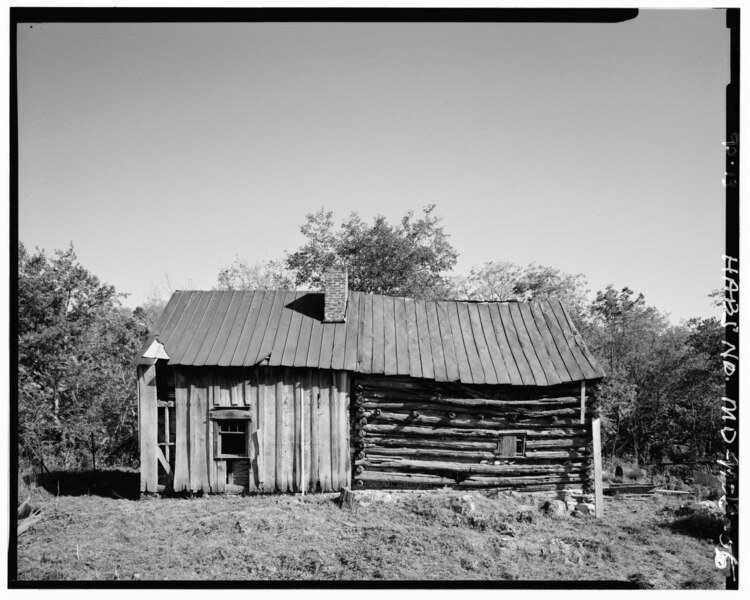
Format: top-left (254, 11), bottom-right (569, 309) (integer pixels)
top-left (166, 365), bottom-right (349, 494)
top-left (351, 375), bottom-right (597, 492)
top-left (137, 291), bottom-right (606, 386)
top-left (138, 365), bottom-right (158, 493)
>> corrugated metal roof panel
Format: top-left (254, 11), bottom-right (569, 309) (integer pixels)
top-left (139, 289), bottom-right (605, 385)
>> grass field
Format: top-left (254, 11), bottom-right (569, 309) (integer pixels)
top-left (15, 472), bottom-right (727, 587)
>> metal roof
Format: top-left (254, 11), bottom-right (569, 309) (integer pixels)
top-left (135, 290), bottom-right (605, 386)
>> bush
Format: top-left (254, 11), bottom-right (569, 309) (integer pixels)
top-left (669, 505), bottom-right (727, 540)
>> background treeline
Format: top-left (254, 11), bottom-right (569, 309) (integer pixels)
top-left (17, 206), bottom-right (724, 471)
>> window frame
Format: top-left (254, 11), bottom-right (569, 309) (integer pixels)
top-left (210, 408), bottom-right (252, 460)
top-left (497, 433), bottom-right (526, 458)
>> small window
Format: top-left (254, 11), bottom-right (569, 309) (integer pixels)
top-left (215, 419), bottom-right (249, 458)
top-left (497, 434), bottom-right (526, 457)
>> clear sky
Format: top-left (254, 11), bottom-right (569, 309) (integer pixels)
top-left (17, 10), bottom-right (729, 322)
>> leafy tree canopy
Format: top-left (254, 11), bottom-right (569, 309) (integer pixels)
top-left (216, 257), bottom-right (295, 291)
top-left (451, 261), bottom-right (589, 324)
top-left (286, 205), bottom-right (458, 299)
top-left (18, 242), bottom-right (147, 469)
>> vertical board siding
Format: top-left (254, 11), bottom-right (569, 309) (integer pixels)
top-left (153, 365), bottom-right (350, 494)
top-left (173, 368), bottom-right (190, 491)
top-left (138, 364), bottom-right (158, 493)
top-left (309, 370), bottom-right (320, 491)
top-left (261, 367), bottom-right (276, 492)
top-left (318, 371), bottom-right (333, 492)
top-left (189, 373), bottom-right (209, 492)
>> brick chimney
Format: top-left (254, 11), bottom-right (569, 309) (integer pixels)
top-left (324, 268), bottom-right (348, 323)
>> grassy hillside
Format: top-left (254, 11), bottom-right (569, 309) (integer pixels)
top-left (14, 475), bottom-right (726, 588)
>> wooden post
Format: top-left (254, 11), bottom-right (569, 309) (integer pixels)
top-left (138, 364), bottom-right (158, 493)
top-left (580, 381), bottom-right (586, 424)
top-left (300, 383), bottom-right (305, 496)
top-left (173, 368), bottom-right (190, 492)
top-left (592, 416), bottom-right (604, 517)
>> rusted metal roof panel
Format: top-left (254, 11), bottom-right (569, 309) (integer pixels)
top-left (140, 290), bottom-right (605, 385)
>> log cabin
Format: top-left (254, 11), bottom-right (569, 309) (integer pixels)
top-left (133, 270), bottom-right (606, 512)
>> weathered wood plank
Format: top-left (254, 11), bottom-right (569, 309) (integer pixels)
top-left (343, 292), bottom-right (361, 372)
top-left (204, 291), bottom-right (243, 366)
top-left (294, 380), bottom-right (302, 492)
top-left (268, 291), bottom-right (298, 367)
top-left (293, 316), bottom-right (313, 367)
top-left (363, 409), bottom-right (587, 428)
top-left (382, 296), bottom-right (398, 376)
top-left (138, 365), bottom-right (158, 493)
top-left (193, 291), bottom-right (235, 366)
top-left (284, 373), bottom-right (295, 492)
top-left (358, 459), bottom-right (588, 477)
top-left (189, 373), bottom-right (209, 492)
top-left (169, 292), bottom-right (214, 364)
top-left (261, 367), bottom-right (275, 492)
top-left (553, 299), bottom-right (603, 380)
top-left (371, 294), bottom-right (386, 374)
top-left (255, 291), bottom-right (288, 366)
top-left (484, 303), bottom-right (524, 385)
top-left (157, 292), bottom-right (200, 360)
top-left (303, 371), bottom-right (313, 492)
top-left (539, 300), bottom-right (585, 381)
top-left (242, 290), bottom-right (278, 365)
top-left (414, 299), bottom-right (435, 381)
top-left (330, 320), bottom-right (348, 371)
top-left (318, 372), bottom-right (332, 491)
top-left (216, 460), bottom-right (226, 493)
top-left (509, 302), bottom-right (548, 386)
top-left (592, 416), bottom-right (604, 517)
top-left (445, 302), bottom-right (473, 383)
top-left (338, 371), bottom-right (351, 489)
top-left (293, 304), bottom-right (315, 368)
top-left (305, 311), bottom-right (325, 369)
top-left (330, 373), bottom-right (341, 490)
top-left (456, 302), bottom-right (486, 384)
top-left (358, 423), bottom-right (587, 438)
top-left (476, 303), bottom-right (511, 385)
top-left (281, 299), bottom-right (305, 367)
top-left (468, 303), bottom-right (498, 384)
top-left (362, 446), bottom-right (590, 462)
top-left (435, 301), bottom-right (460, 382)
top-left (494, 303), bottom-right (535, 386)
top-left (528, 302), bottom-right (571, 382)
top-left (318, 318), bottom-right (336, 370)
top-left (309, 370), bottom-right (320, 491)
top-left (519, 302), bottom-right (562, 386)
top-left (229, 291), bottom-right (266, 366)
top-left (393, 297), bottom-right (410, 376)
top-left (173, 368), bottom-right (190, 492)
top-left (424, 301), bottom-right (447, 382)
top-left (150, 290), bottom-right (188, 340)
top-left (404, 298), bottom-right (423, 379)
top-left (244, 371), bottom-right (258, 492)
top-left (207, 380), bottom-right (218, 492)
top-left (217, 292), bottom-right (257, 366)
top-left (180, 291), bottom-right (224, 365)
top-left (358, 293), bottom-right (374, 373)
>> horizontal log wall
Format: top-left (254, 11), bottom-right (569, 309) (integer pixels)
top-left (352, 375), bottom-right (597, 492)
top-left (160, 365), bottom-right (350, 494)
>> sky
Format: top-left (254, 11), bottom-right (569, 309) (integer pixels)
top-left (16, 10), bottom-right (730, 322)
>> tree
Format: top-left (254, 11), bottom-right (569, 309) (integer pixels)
top-left (451, 261), bottom-right (590, 326)
top-left (584, 286), bottom-right (722, 465)
top-left (286, 205), bottom-right (458, 299)
top-left (18, 242), bottom-right (148, 469)
top-left (216, 256), bottom-right (295, 291)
